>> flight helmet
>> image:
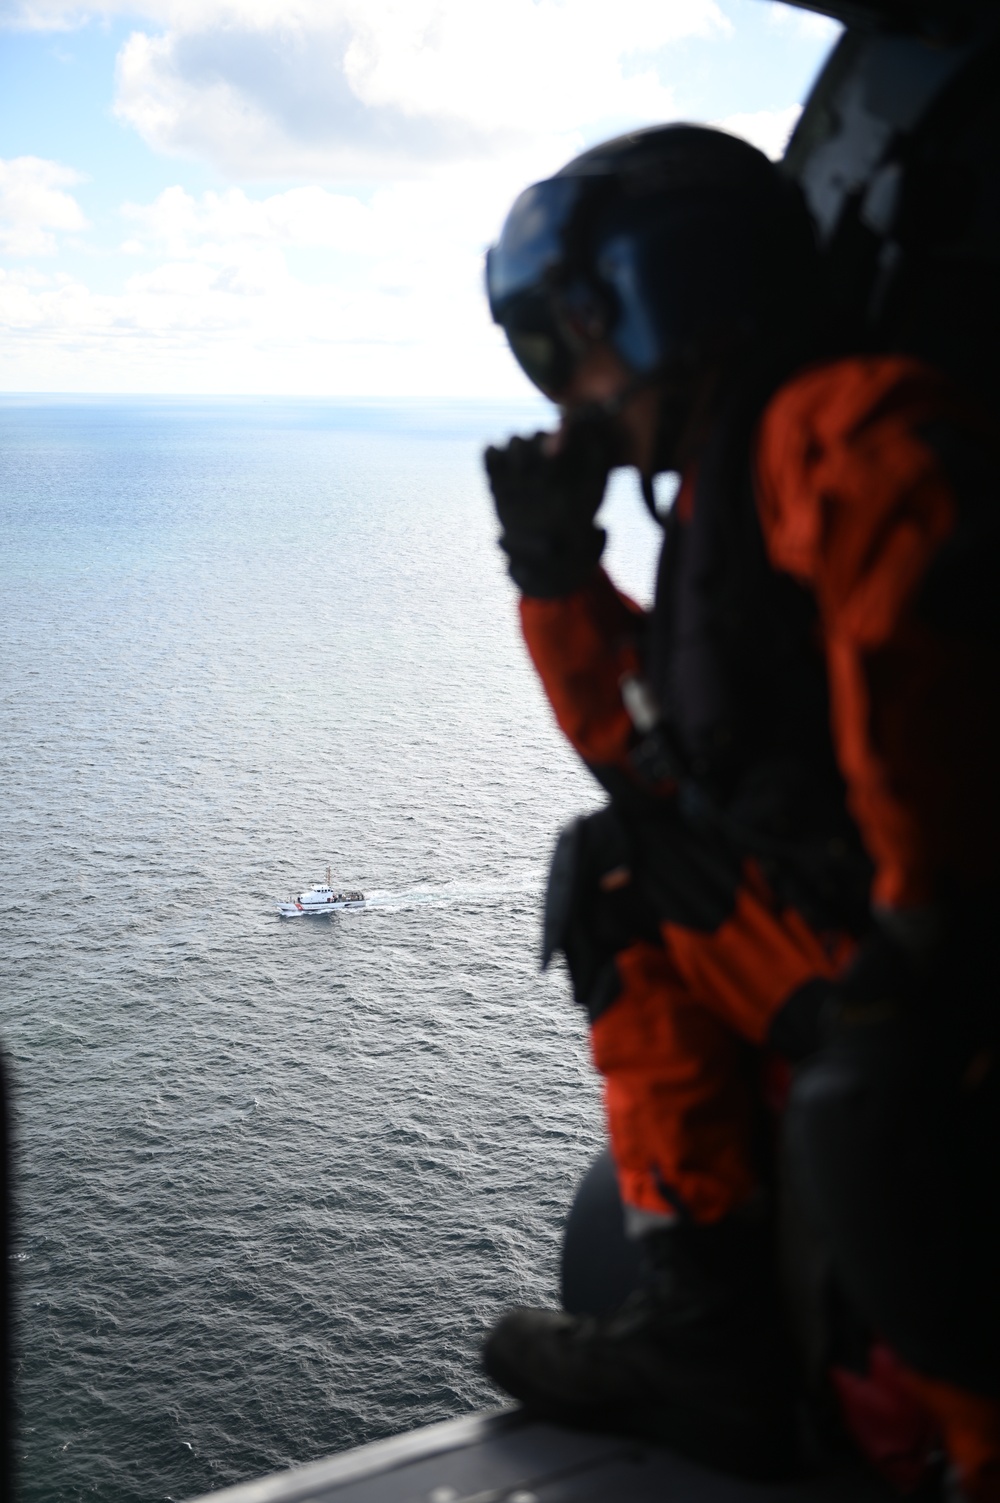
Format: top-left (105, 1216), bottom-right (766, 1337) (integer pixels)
top-left (486, 124), bottom-right (818, 405)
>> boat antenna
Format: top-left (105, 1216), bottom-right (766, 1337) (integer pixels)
top-left (326, 864), bottom-right (332, 888)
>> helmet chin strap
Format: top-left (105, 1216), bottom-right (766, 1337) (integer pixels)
top-left (642, 378), bottom-right (697, 526)
top-left (639, 471), bottom-right (664, 526)
top-left (559, 367), bottom-right (694, 529)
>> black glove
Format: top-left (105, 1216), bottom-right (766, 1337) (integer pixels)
top-left (483, 418), bottom-right (617, 597)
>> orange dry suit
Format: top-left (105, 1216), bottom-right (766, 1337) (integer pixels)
top-left (522, 356), bottom-right (1000, 1496)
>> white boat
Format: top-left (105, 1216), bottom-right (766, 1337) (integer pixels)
top-left (278, 867), bottom-right (365, 917)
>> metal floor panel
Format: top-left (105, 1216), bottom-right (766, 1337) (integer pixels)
top-left (185, 1409), bottom-right (887, 1503)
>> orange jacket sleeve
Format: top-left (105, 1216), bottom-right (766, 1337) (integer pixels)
top-left (519, 565), bottom-right (647, 773)
top-left (756, 355), bottom-right (997, 910)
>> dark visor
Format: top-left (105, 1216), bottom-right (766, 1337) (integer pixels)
top-left (486, 175), bottom-right (595, 396)
top-left (487, 178), bottom-right (588, 309)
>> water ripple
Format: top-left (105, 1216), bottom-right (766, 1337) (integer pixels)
top-left (0, 399), bottom-right (661, 1502)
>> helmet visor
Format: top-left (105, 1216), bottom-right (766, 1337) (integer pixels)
top-left (488, 283), bottom-right (577, 395)
top-left (486, 175), bottom-right (596, 397)
top-left (486, 177), bottom-right (586, 314)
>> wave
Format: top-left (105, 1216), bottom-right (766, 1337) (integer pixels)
top-left (278, 875), bottom-right (543, 916)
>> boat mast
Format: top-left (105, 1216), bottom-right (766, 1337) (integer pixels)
top-left (326, 864), bottom-right (332, 888)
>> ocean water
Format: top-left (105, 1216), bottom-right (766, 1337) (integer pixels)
top-left (0, 397), bottom-right (661, 1502)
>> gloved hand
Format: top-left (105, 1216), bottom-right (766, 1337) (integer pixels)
top-left (483, 417), bottom-right (618, 597)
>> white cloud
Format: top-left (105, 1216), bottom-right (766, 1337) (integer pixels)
top-left (0, 272), bottom-right (522, 396)
top-left (714, 103), bottom-right (802, 160)
top-left (0, 1), bottom-right (839, 393)
top-left (0, 156), bottom-right (87, 255)
top-left (0, 0), bottom-right (173, 26)
top-left (108, 0), bottom-right (724, 179)
top-left (122, 183), bottom-right (375, 255)
top-left (0, 169), bottom-right (534, 394)
top-left (766, 2), bottom-right (840, 40)
top-left (0, 104), bottom-right (815, 393)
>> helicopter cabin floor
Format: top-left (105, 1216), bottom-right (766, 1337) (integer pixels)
top-left (184, 1406), bottom-right (889, 1503)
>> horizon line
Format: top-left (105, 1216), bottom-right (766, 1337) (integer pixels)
top-left (0, 390), bottom-right (546, 404)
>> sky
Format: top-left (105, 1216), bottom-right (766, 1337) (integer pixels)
top-left (0, 0), bottom-right (840, 396)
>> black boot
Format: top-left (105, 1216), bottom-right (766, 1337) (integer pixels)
top-left (482, 1216), bottom-right (800, 1480)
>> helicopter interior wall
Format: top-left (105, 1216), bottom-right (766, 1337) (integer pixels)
top-left (767, 0), bottom-right (994, 39)
top-left (780, 6), bottom-right (1000, 416)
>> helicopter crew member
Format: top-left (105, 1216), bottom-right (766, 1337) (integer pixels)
top-left (480, 124), bottom-right (1000, 1498)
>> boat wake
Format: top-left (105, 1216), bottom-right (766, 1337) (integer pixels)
top-left (358, 876), bottom-right (543, 913)
top-left (277, 875), bottom-right (542, 919)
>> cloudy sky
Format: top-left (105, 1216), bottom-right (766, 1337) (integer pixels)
top-left (0, 0), bottom-right (839, 396)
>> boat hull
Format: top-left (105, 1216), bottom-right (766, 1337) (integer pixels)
top-left (278, 900), bottom-right (366, 917)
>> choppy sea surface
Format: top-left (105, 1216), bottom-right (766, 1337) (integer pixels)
top-left (0, 397), bottom-right (661, 1502)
